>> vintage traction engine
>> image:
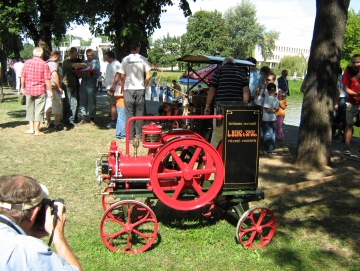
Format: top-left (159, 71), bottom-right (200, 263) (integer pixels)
top-left (95, 103), bottom-right (276, 254)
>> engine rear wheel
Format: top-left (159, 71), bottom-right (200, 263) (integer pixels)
top-left (236, 206), bottom-right (276, 249)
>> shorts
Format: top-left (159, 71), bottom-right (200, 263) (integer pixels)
top-left (345, 103), bottom-right (359, 125)
top-left (107, 91), bottom-right (116, 105)
top-left (44, 88), bottom-right (62, 115)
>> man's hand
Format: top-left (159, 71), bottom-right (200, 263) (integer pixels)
top-left (204, 105), bottom-right (211, 115)
top-left (44, 202), bottom-right (66, 237)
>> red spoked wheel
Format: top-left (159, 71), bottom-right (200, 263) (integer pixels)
top-left (99, 200), bottom-right (158, 254)
top-left (236, 206), bottom-right (276, 249)
top-left (101, 186), bottom-right (117, 211)
top-left (150, 138), bottom-right (224, 211)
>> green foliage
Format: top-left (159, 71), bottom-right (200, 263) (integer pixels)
top-left (20, 43), bottom-right (35, 60)
top-left (86, 0), bottom-right (194, 60)
top-left (274, 55), bottom-right (305, 77)
top-left (181, 10), bottom-right (231, 57)
top-left (224, 0), bottom-right (279, 59)
top-left (148, 34), bottom-right (182, 71)
top-left (341, 9), bottom-right (360, 68)
top-left (0, 0), bottom-right (86, 55)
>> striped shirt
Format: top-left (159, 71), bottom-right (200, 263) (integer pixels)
top-left (209, 63), bottom-right (249, 103)
top-left (21, 57), bottom-right (51, 96)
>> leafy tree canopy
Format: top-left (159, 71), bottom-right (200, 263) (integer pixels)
top-left (148, 34), bottom-right (181, 71)
top-left (341, 9), bottom-right (360, 68)
top-left (224, 0), bottom-right (279, 59)
top-left (180, 10), bottom-right (231, 57)
top-left (86, 0), bottom-right (194, 60)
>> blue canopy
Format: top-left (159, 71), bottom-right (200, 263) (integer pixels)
top-left (178, 78), bottom-right (207, 86)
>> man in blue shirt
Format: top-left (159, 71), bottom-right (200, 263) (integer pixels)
top-left (0, 174), bottom-right (82, 271)
top-left (79, 48), bottom-right (101, 126)
top-left (247, 57), bottom-right (261, 103)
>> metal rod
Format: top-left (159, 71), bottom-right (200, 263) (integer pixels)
top-left (125, 115), bottom-right (223, 155)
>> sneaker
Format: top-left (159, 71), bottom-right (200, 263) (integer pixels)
top-left (54, 124), bottom-right (64, 131)
top-left (343, 148), bottom-right (351, 156)
top-left (90, 119), bottom-right (96, 126)
top-left (106, 121), bottom-right (116, 129)
top-left (79, 119), bottom-right (86, 125)
top-left (44, 121), bottom-right (54, 128)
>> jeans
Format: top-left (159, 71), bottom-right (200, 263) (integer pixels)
top-left (63, 84), bottom-right (78, 123)
top-left (79, 77), bottom-right (97, 119)
top-left (116, 107), bottom-right (126, 139)
top-left (262, 121), bottom-right (276, 153)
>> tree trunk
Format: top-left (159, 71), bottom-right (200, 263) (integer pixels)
top-left (295, 0), bottom-right (350, 170)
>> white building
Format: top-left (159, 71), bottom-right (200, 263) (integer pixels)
top-left (254, 37), bottom-right (310, 70)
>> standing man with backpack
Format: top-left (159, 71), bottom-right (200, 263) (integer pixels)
top-left (44, 50), bottom-right (64, 131)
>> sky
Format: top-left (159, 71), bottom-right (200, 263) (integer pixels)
top-left (67, 0), bottom-right (360, 48)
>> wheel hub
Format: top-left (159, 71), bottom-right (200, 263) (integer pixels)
top-left (183, 166), bottom-right (193, 180)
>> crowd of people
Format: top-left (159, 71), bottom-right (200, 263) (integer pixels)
top-left (204, 56), bottom-right (288, 154)
top-left (3, 46), bottom-right (359, 155)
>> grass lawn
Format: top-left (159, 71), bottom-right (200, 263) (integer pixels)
top-left (1, 90), bottom-right (359, 271)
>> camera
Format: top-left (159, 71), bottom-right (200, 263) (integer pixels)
top-left (35, 198), bottom-right (65, 226)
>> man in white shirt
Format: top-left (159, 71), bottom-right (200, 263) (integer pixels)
top-left (13, 58), bottom-right (24, 95)
top-left (120, 41), bottom-right (151, 139)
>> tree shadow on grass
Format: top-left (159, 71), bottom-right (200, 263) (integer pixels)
top-left (256, 152), bottom-right (360, 270)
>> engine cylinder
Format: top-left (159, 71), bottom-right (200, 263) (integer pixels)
top-left (142, 123), bottom-right (162, 149)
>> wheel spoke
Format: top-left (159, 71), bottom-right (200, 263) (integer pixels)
top-left (102, 228), bottom-right (126, 239)
top-left (104, 216), bottom-right (126, 228)
top-left (132, 228), bottom-right (156, 240)
top-left (240, 226), bottom-right (256, 234)
top-left (243, 231), bottom-right (257, 247)
top-left (261, 220), bottom-right (276, 229)
top-left (169, 149), bottom-right (185, 170)
top-left (132, 211), bottom-right (150, 228)
top-left (191, 179), bottom-right (204, 197)
top-left (255, 209), bottom-right (267, 227)
top-left (188, 146), bottom-right (202, 168)
top-left (171, 177), bottom-right (185, 199)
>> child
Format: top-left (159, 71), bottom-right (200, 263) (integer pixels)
top-left (261, 83), bottom-right (279, 154)
top-left (115, 84), bottom-right (126, 140)
top-left (275, 90), bottom-right (287, 140)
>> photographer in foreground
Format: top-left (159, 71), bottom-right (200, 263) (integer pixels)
top-left (0, 174), bottom-right (82, 271)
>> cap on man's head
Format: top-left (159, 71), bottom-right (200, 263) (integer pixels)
top-left (0, 175), bottom-right (49, 211)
